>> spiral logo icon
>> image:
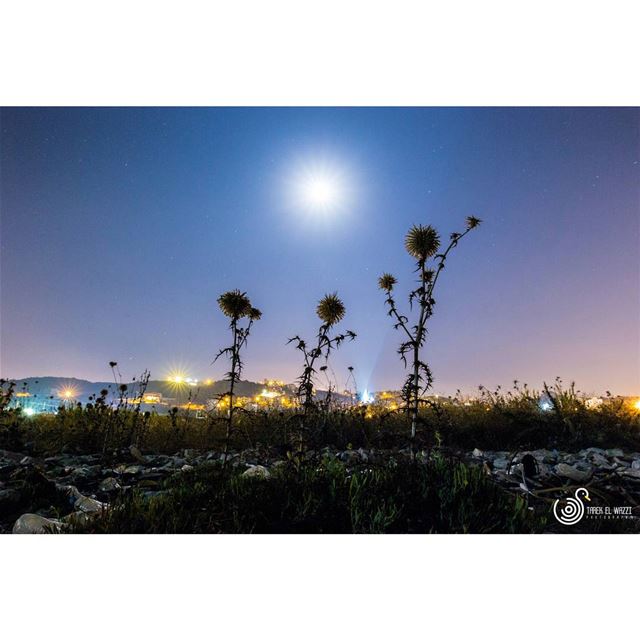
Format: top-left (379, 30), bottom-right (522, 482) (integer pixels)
top-left (553, 487), bottom-right (590, 525)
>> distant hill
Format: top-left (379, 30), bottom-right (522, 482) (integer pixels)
top-left (8, 376), bottom-right (275, 403)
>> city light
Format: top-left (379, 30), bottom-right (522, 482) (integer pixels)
top-left (360, 389), bottom-right (374, 404)
top-left (57, 385), bottom-right (79, 401)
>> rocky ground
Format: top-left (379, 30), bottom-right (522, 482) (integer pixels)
top-left (2, 445), bottom-right (639, 533)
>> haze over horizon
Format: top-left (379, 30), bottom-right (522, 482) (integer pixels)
top-left (1, 107), bottom-right (638, 396)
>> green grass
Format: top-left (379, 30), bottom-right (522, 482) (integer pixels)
top-left (69, 455), bottom-right (547, 533)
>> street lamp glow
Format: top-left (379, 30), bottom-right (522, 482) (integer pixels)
top-left (57, 385), bottom-right (79, 400)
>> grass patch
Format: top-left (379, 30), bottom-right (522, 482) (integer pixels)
top-left (70, 456), bottom-right (547, 533)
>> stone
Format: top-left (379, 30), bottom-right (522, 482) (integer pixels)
top-left (75, 496), bottom-right (106, 513)
top-left (612, 457), bottom-right (629, 467)
top-left (554, 463), bottom-right (592, 483)
top-left (123, 465), bottom-right (143, 475)
top-left (581, 447), bottom-right (607, 457)
top-left (532, 449), bottom-right (558, 463)
top-left (181, 464), bottom-right (194, 472)
top-left (99, 477), bottom-right (121, 492)
top-left (623, 469), bottom-right (640, 479)
top-left (62, 511), bottom-right (93, 527)
top-left (242, 465), bottom-right (271, 479)
top-left (338, 450), bottom-right (362, 463)
top-left (129, 445), bottom-right (147, 463)
top-left (13, 513), bottom-right (63, 534)
top-left (606, 448), bottom-right (624, 458)
top-left (493, 457), bottom-right (510, 470)
top-left (588, 453), bottom-right (611, 467)
top-left (472, 448), bottom-right (483, 458)
top-left (631, 460), bottom-right (640, 471)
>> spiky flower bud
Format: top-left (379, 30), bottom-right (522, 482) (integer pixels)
top-left (217, 289), bottom-right (252, 319)
top-left (316, 293), bottom-right (346, 326)
top-left (378, 273), bottom-right (397, 292)
top-left (248, 307), bottom-right (262, 321)
top-left (465, 215), bottom-right (482, 229)
top-left (404, 224), bottom-right (440, 262)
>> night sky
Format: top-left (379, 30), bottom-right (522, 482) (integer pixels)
top-left (1, 107), bottom-right (638, 396)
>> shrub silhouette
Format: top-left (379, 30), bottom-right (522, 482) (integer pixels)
top-left (214, 289), bottom-right (261, 463)
top-left (379, 216), bottom-right (481, 450)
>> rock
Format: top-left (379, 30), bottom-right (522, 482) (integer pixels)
top-left (554, 463), bottom-right (592, 483)
top-left (58, 484), bottom-right (84, 507)
top-left (99, 477), bottom-right (121, 492)
top-left (181, 464), bottom-right (194, 472)
top-left (68, 465), bottom-right (101, 481)
top-left (13, 513), bottom-right (63, 534)
top-left (62, 511), bottom-right (93, 527)
top-left (532, 449), bottom-right (558, 463)
top-left (338, 450), bottom-right (362, 463)
top-left (74, 496), bottom-right (105, 513)
top-left (472, 448), bottom-right (484, 458)
top-left (123, 465), bottom-right (144, 475)
top-left (580, 447), bottom-right (607, 458)
top-left (493, 457), bottom-right (510, 470)
top-left (57, 484), bottom-right (105, 513)
top-left (631, 460), bottom-right (640, 471)
top-left (129, 445), bottom-right (147, 463)
top-left (242, 465), bottom-right (271, 479)
top-left (623, 469), bottom-right (640, 479)
top-left (588, 453), bottom-right (612, 467)
top-left (606, 448), bottom-right (624, 458)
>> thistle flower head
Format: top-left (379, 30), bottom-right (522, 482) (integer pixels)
top-left (248, 307), bottom-right (262, 321)
top-left (465, 215), bottom-right (482, 229)
top-left (316, 293), bottom-right (346, 326)
top-left (217, 289), bottom-right (252, 319)
top-left (404, 224), bottom-right (440, 262)
top-left (378, 273), bottom-right (397, 292)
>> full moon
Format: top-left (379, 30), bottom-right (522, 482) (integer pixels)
top-left (304, 175), bottom-right (339, 208)
top-left (286, 157), bottom-right (353, 223)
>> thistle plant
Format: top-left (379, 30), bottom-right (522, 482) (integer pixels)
top-left (214, 289), bottom-right (261, 460)
top-left (379, 216), bottom-right (481, 448)
top-left (288, 294), bottom-right (355, 452)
